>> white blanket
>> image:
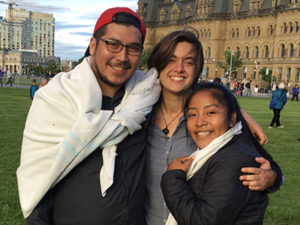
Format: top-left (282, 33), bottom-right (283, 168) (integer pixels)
top-left (17, 57), bottom-right (161, 218)
top-left (166, 122), bottom-right (242, 225)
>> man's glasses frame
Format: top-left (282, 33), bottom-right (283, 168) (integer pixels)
top-left (95, 37), bottom-right (143, 56)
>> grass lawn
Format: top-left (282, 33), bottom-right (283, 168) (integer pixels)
top-left (0, 87), bottom-right (299, 225)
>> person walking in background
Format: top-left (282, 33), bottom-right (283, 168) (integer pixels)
top-left (30, 79), bottom-right (39, 100)
top-left (291, 84), bottom-right (299, 101)
top-left (0, 68), bottom-right (3, 87)
top-left (5, 69), bottom-right (13, 87)
top-left (269, 82), bottom-right (287, 128)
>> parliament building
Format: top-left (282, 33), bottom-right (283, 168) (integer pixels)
top-left (137, 0), bottom-right (300, 89)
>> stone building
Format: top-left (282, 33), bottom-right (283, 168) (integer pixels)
top-left (0, 49), bottom-right (60, 75)
top-left (0, 8), bottom-right (55, 57)
top-left (138, 0), bottom-right (300, 89)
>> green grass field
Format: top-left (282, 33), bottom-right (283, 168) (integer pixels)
top-left (0, 87), bottom-right (299, 225)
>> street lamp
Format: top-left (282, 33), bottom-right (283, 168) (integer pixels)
top-left (229, 50), bottom-right (234, 82)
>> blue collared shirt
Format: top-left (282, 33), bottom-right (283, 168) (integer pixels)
top-left (145, 108), bottom-right (197, 225)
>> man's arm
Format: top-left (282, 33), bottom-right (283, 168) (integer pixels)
top-left (241, 109), bottom-right (268, 145)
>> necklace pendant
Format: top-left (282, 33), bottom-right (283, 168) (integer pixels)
top-left (162, 127), bottom-right (169, 135)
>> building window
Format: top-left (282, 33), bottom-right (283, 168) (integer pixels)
top-left (296, 22), bottom-right (299, 33)
top-left (257, 27), bottom-right (260, 36)
top-left (265, 45), bottom-right (269, 58)
top-left (284, 22), bottom-right (287, 33)
top-left (255, 46), bottom-right (259, 58)
top-left (290, 44), bottom-right (294, 57)
top-left (286, 68), bottom-right (291, 82)
top-left (289, 22), bottom-right (293, 33)
top-left (278, 68), bottom-right (282, 81)
top-left (281, 44), bottom-right (285, 57)
top-left (245, 46), bottom-right (249, 58)
top-left (247, 27), bottom-right (251, 37)
top-left (296, 68), bottom-right (300, 82)
top-left (206, 47), bottom-right (211, 59)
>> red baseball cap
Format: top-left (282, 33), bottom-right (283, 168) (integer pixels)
top-left (85, 7), bottom-right (146, 57)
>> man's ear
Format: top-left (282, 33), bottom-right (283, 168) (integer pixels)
top-left (229, 112), bottom-right (237, 127)
top-left (89, 37), bottom-right (97, 56)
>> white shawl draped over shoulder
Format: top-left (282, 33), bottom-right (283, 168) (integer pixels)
top-left (17, 57), bottom-right (161, 218)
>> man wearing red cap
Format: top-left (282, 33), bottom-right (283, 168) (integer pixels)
top-left (17, 7), bottom-right (160, 225)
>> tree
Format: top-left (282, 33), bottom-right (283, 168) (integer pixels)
top-left (218, 50), bottom-right (242, 77)
top-left (138, 48), bottom-right (152, 70)
top-left (259, 67), bottom-right (276, 83)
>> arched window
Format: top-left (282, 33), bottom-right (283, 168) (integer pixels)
top-left (247, 27), bottom-right (251, 37)
top-left (207, 47), bottom-right (211, 59)
top-left (281, 44), bottom-right (285, 57)
top-left (236, 28), bottom-right (239, 38)
top-left (252, 27), bottom-right (256, 36)
top-left (270, 25), bottom-right (274, 36)
top-left (245, 46), bottom-right (249, 58)
top-left (265, 45), bottom-right (269, 58)
top-left (232, 28), bottom-right (235, 38)
top-left (284, 22), bottom-right (287, 33)
top-left (255, 46), bottom-right (259, 58)
top-left (257, 27), bottom-right (260, 36)
top-left (289, 43), bottom-right (294, 57)
top-left (289, 22), bottom-right (293, 33)
top-left (296, 22), bottom-right (299, 33)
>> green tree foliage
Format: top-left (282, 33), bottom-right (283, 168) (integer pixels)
top-left (218, 50), bottom-right (243, 76)
top-left (259, 67), bottom-right (276, 83)
top-left (138, 48), bottom-right (152, 71)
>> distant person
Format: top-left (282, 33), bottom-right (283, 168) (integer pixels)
top-left (213, 77), bottom-right (222, 84)
top-left (39, 79), bottom-right (47, 88)
top-left (269, 82), bottom-right (287, 128)
top-left (30, 79), bottom-right (39, 100)
top-left (245, 80), bottom-right (251, 96)
top-left (272, 82), bottom-right (277, 93)
top-left (0, 69), bottom-right (3, 87)
top-left (254, 85), bottom-right (259, 96)
top-left (5, 69), bottom-right (13, 87)
top-left (291, 84), bottom-right (299, 101)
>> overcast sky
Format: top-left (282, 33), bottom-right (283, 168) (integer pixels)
top-left (0, 0), bottom-right (138, 61)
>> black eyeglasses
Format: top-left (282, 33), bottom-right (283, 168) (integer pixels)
top-left (95, 37), bottom-right (143, 56)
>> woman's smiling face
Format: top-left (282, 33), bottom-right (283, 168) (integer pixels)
top-left (187, 90), bottom-right (234, 149)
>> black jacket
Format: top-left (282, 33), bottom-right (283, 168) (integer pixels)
top-left (161, 134), bottom-right (269, 225)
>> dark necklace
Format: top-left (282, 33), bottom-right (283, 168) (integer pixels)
top-left (160, 107), bottom-right (183, 135)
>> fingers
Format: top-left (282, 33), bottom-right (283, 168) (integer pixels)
top-left (258, 135), bottom-right (268, 145)
top-left (255, 157), bottom-right (271, 170)
top-left (240, 176), bottom-right (265, 191)
top-left (241, 167), bottom-right (260, 174)
top-left (166, 156), bottom-right (194, 172)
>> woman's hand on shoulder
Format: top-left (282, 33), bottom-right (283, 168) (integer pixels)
top-left (167, 156), bottom-right (195, 173)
